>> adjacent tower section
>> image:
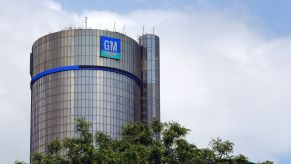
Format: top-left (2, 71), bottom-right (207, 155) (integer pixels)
top-left (30, 29), bottom-right (142, 154)
top-left (139, 34), bottom-right (160, 123)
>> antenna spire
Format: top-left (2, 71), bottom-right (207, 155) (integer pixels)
top-left (85, 17), bottom-right (87, 29)
top-left (123, 25), bottom-right (125, 34)
top-left (113, 22), bottom-right (116, 31)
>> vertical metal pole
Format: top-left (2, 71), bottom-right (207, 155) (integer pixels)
top-left (114, 22), bottom-right (116, 31)
top-left (85, 17), bottom-right (87, 29)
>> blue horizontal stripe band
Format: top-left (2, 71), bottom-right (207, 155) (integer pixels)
top-left (31, 65), bottom-right (141, 86)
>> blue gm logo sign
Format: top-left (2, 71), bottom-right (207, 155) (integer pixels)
top-left (100, 36), bottom-right (120, 60)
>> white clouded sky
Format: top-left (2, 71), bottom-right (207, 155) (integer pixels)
top-left (1, 0), bottom-right (291, 163)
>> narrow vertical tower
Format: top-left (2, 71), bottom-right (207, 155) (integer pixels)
top-left (139, 34), bottom-right (160, 123)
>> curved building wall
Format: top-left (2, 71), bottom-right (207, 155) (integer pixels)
top-left (139, 34), bottom-right (160, 123)
top-left (30, 29), bottom-right (141, 154)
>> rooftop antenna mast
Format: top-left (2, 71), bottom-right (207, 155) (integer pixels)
top-left (142, 25), bottom-right (145, 35)
top-left (85, 17), bottom-right (88, 29)
top-left (123, 25), bottom-right (126, 34)
top-left (113, 22), bottom-right (116, 31)
top-left (78, 14), bottom-right (80, 28)
top-left (153, 27), bottom-right (155, 34)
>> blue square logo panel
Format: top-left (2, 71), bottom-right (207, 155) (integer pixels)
top-left (100, 36), bottom-right (120, 60)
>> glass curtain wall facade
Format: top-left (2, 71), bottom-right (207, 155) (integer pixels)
top-left (30, 29), bottom-right (159, 155)
top-left (139, 34), bottom-right (160, 123)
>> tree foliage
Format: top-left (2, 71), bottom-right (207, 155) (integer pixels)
top-left (23, 118), bottom-right (271, 164)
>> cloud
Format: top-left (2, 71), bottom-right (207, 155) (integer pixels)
top-left (1, 0), bottom-right (291, 163)
top-left (0, 0), bottom-right (74, 163)
top-left (80, 7), bottom-right (291, 163)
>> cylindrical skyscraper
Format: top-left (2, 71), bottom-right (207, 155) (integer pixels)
top-left (30, 29), bottom-right (142, 153)
top-left (30, 29), bottom-right (160, 155)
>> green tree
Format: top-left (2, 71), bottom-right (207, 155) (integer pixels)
top-left (27, 118), bottom-right (271, 164)
top-left (62, 118), bottom-right (95, 164)
top-left (260, 161), bottom-right (274, 164)
top-left (209, 137), bottom-right (234, 160)
top-left (14, 161), bottom-right (27, 164)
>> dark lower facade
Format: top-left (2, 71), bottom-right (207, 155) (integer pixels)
top-left (30, 29), bottom-right (160, 154)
